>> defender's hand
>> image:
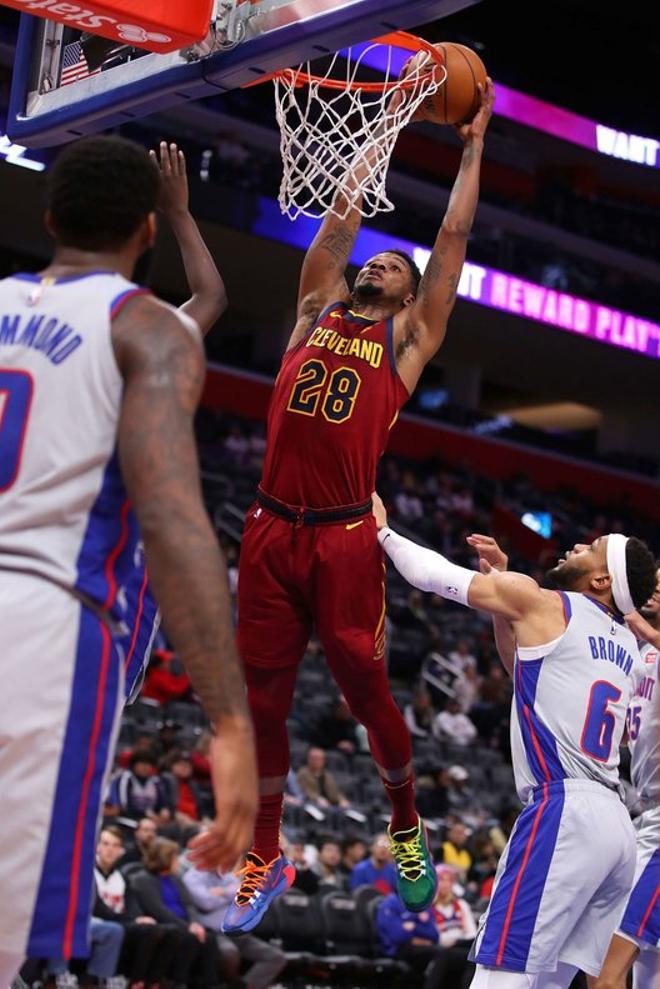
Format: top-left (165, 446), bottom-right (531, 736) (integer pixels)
top-left (188, 718), bottom-right (258, 872)
top-left (372, 492), bottom-right (388, 531)
top-left (466, 533), bottom-right (508, 573)
top-left (151, 141), bottom-right (189, 217)
top-left (455, 77), bottom-right (495, 143)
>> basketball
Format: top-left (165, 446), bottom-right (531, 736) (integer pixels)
top-left (408, 42), bottom-right (488, 125)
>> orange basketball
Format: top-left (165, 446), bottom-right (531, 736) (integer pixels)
top-left (411, 42), bottom-right (487, 126)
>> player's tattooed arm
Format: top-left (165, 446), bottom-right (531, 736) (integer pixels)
top-left (152, 142), bottom-right (227, 335)
top-left (396, 78), bottom-right (494, 391)
top-left (287, 210), bottom-right (360, 352)
top-left (113, 296), bottom-right (257, 869)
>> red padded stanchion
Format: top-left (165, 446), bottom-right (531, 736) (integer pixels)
top-left (1, 0), bottom-right (214, 53)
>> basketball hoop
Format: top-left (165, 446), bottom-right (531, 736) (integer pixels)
top-left (264, 31), bottom-right (447, 220)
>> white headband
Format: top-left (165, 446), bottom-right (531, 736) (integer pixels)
top-left (606, 534), bottom-right (634, 615)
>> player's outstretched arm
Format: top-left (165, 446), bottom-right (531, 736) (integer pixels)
top-left (113, 296), bottom-right (257, 870)
top-left (400, 79), bottom-right (494, 376)
top-left (467, 533), bottom-right (516, 675)
top-left (373, 492), bottom-right (540, 622)
top-left (289, 201), bottom-right (361, 351)
top-left (152, 142), bottom-right (228, 335)
top-left (289, 103), bottom-right (403, 351)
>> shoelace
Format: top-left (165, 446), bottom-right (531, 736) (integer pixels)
top-left (390, 830), bottom-right (425, 881)
top-left (234, 859), bottom-right (271, 905)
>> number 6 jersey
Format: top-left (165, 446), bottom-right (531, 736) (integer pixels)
top-left (510, 591), bottom-right (644, 802)
top-left (260, 301), bottom-right (410, 508)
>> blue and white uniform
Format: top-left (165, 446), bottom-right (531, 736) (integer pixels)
top-left (472, 591), bottom-right (641, 977)
top-left (0, 271), bottom-right (198, 959)
top-left (618, 641), bottom-right (659, 983)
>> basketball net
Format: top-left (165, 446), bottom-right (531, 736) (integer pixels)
top-left (271, 33), bottom-right (446, 220)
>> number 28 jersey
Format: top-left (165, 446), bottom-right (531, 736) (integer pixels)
top-left (260, 301), bottom-right (410, 508)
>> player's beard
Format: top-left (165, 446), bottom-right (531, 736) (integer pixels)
top-left (353, 280), bottom-right (385, 302)
top-left (544, 561), bottom-right (588, 590)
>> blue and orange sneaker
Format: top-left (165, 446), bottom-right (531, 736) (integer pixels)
top-left (222, 851), bottom-right (295, 934)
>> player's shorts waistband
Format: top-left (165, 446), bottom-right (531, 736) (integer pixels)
top-left (529, 777), bottom-right (623, 804)
top-left (256, 488), bottom-right (373, 526)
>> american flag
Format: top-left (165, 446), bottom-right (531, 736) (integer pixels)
top-left (60, 41), bottom-right (101, 87)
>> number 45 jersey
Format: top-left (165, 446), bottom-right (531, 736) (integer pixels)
top-left (628, 643), bottom-right (659, 809)
top-left (260, 301), bottom-right (409, 508)
top-left (510, 591), bottom-right (644, 803)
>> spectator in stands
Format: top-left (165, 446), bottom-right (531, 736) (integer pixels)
top-left (118, 817), bottom-right (158, 866)
top-left (47, 918), bottom-right (125, 989)
top-left (339, 837), bottom-right (367, 880)
top-left (349, 833), bottom-right (397, 894)
top-left (131, 838), bottom-right (221, 987)
top-left (468, 834), bottom-right (499, 891)
top-left (93, 826), bottom-right (181, 986)
top-left (453, 663), bottom-right (480, 715)
top-left (395, 476), bottom-right (424, 522)
top-left (431, 865), bottom-right (476, 987)
top-left (416, 766), bottom-right (450, 821)
top-left (432, 698), bottom-right (477, 746)
top-left (470, 663), bottom-right (511, 744)
top-left (313, 695), bottom-right (358, 754)
top-left (184, 865), bottom-right (286, 989)
top-left (448, 638), bottom-right (477, 672)
top-left (223, 423), bottom-right (250, 465)
top-left (157, 718), bottom-right (183, 757)
top-left (311, 839), bottom-right (344, 887)
top-left (446, 766), bottom-right (475, 815)
top-left (141, 649), bottom-right (192, 706)
top-left (191, 730), bottom-right (212, 782)
top-left (281, 833), bottom-right (320, 895)
top-left (403, 687), bottom-right (436, 739)
top-left (296, 747), bottom-right (350, 809)
top-left (107, 754), bottom-right (171, 823)
top-left (116, 731), bottom-right (157, 771)
top-left (442, 821), bottom-right (472, 881)
top-left (376, 891), bottom-right (443, 986)
top-left (161, 750), bottom-right (206, 827)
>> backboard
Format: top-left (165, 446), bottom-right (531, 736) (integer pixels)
top-left (8, 0), bottom-right (482, 147)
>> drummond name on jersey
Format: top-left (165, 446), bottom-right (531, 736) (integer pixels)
top-left (0, 313), bottom-right (82, 365)
top-left (587, 634), bottom-right (635, 676)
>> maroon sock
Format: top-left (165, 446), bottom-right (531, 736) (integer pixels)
top-left (383, 775), bottom-right (418, 834)
top-left (252, 793), bottom-right (283, 863)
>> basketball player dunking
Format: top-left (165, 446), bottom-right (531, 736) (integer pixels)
top-left (223, 80), bottom-right (495, 934)
top-left (378, 510), bottom-right (655, 988)
top-left (0, 137), bottom-right (257, 986)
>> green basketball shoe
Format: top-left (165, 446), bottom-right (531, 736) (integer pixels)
top-left (388, 816), bottom-right (438, 912)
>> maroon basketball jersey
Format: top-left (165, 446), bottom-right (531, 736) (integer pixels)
top-left (260, 301), bottom-right (410, 508)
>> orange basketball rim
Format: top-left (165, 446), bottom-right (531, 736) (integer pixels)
top-left (0, 0), bottom-right (214, 53)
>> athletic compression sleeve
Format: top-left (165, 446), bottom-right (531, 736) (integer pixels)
top-left (378, 527), bottom-right (476, 607)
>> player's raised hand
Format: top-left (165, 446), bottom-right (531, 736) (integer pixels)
top-left (150, 141), bottom-right (189, 217)
top-left (455, 76), bottom-right (495, 143)
top-left (188, 718), bottom-right (258, 872)
top-left (624, 609), bottom-right (660, 648)
top-left (467, 533), bottom-right (508, 574)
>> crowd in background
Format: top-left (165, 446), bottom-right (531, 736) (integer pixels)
top-left (21, 411), bottom-right (652, 988)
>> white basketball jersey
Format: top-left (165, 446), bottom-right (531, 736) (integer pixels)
top-left (511, 591), bottom-right (643, 802)
top-left (627, 642), bottom-right (660, 808)
top-left (0, 271), bottom-right (197, 687)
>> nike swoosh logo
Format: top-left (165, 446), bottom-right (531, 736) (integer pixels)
top-left (345, 521), bottom-right (365, 531)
